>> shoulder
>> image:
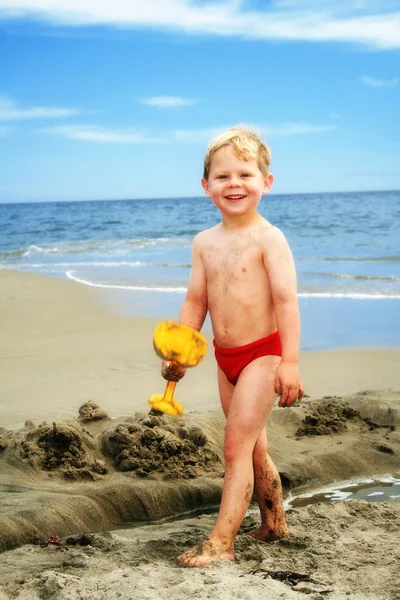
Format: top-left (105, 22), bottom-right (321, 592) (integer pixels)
top-left (255, 223), bottom-right (294, 267)
top-left (192, 224), bottom-right (220, 248)
top-left (256, 220), bottom-right (288, 247)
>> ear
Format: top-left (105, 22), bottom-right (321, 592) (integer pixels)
top-left (263, 173), bottom-right (274, 194)
top-left (201, 178), bottom-right (211, 197)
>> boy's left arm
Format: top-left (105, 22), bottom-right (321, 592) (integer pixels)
top-left (264, 228), bottom-right (304, 407)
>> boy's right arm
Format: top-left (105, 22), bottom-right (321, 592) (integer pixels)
top-left (178, 233), bottom-right (208, 330)
top-left (161, 234), bottom-right (208, 381)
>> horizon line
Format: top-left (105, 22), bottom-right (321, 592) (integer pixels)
top-left (1, 188), bottom-right (399, 205)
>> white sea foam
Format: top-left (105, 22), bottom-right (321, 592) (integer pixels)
top-left (23, 244), bottom-right (60, 256)
top-left (2, 265), bottom-right (399, 298)
top-left (66, 271), bottom-right (187, 293)
top-left (1, 238), bottom-right (193, 259)
top-left (15, 261), bottom-right (145, 268)
top-left (23, 269), bottom-right (400, 299)
top-left (298, 292), bottom-right (400, 299)
top-left (300, 271), bottom-right (400, 281)
top-left (13, 261), bottom-right (191, 269)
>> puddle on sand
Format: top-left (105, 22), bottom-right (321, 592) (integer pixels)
top-left (285, 476), bottom-right (400, 510)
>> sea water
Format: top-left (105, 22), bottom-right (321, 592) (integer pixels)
top-left (1, 191), bottom-right (399, 349)
top-left (284, 476), bottom-right (400, 509)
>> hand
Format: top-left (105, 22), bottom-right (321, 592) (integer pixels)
top-left (274, 360), bottom-right (304, 408)
top-left (161, 360), bottom-right (187, 382)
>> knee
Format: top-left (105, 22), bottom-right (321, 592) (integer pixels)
top-left (253, 434), bottom-right (268, 465)
top-left (223, 427), bottom-right (250, 464)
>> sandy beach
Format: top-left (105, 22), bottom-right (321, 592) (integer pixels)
top-left (1, 270), bottom-right (400, 599)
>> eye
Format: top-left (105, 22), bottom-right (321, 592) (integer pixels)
top-left (241, 173), bottom-right (251, 178)
top-left (217, 175), bottom-right (227, 179)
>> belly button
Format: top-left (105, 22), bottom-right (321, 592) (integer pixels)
top-left (242, 268), bottom-right (247, 272)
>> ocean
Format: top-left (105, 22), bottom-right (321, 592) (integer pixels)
top-left (1, 191), bottom-right (399, 350)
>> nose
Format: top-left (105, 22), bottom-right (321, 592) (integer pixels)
top-left (228, 175), bottom-right (240, 187)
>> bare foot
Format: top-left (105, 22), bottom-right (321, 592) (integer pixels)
top-left (177, 539), bottom-right (234, 568)
top-left (248, 526), bottom-right (290, 542)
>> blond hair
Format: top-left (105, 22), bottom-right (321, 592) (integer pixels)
top-left (203, 126), bottom-right (271, 180)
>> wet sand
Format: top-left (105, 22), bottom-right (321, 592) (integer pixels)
top-left (1, 270), bottom-right (400, 599)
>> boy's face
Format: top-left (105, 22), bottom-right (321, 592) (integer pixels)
top-left (201, 146), bottom-right (273, 217)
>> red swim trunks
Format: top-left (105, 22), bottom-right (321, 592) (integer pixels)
top-left (213, 331), bottom-right (282, 386)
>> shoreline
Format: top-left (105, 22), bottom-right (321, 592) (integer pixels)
top-left (2, 266), bottom-right (400, 350)
top-left (1, 270), bottom-right (400, 427)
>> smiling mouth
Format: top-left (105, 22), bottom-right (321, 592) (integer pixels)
top-left (225, 194), bottom-right (246, 200)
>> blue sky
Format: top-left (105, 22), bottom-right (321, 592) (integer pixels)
top-left (0, 1), bottom-right (399, 202)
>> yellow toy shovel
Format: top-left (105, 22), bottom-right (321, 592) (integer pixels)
top-left (148, 321), bottom-right (207, 417)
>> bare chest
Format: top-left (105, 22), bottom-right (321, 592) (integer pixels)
top-left (201, 239), bottom-right (265, 289)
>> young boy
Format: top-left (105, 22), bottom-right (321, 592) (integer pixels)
top-left (163, 126), bottom-right (303, 567)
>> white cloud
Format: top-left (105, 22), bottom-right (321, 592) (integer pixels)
top-left (0, 95), bottom-right (80, 121)
top-left (0, 0), bottom-right (399, 49)
top-left (42, 124), bottom-right (166, 143)
top-left (360, 75), bottom-right (399, 87)
top-left (174, 122), bottom-right (338, 142)
top-left (41, 121), bottom-right (337, 144)
top-left (141, 96), bottom-right (196, 108)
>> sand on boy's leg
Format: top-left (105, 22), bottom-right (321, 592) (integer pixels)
top-left (178, 356), bottom-right (283, 567)
top-left (250, 438), bottom-right (290, 541)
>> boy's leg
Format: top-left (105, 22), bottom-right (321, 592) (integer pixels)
top-left (177, 355), bottom-right (279, 567)
top-left (250, 430), bottom-right (290, 540)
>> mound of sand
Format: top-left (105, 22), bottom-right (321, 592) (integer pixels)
top-left (78, 400), bottom-right (109, 423)
top-left (2, 403), bottom-right (224, 484)
top-left (13, 420), bottom-right (101, 481)
top-left (295, 399), bottom-right (361, 436)
top-left (101, 412), bottom-right (222, 479)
